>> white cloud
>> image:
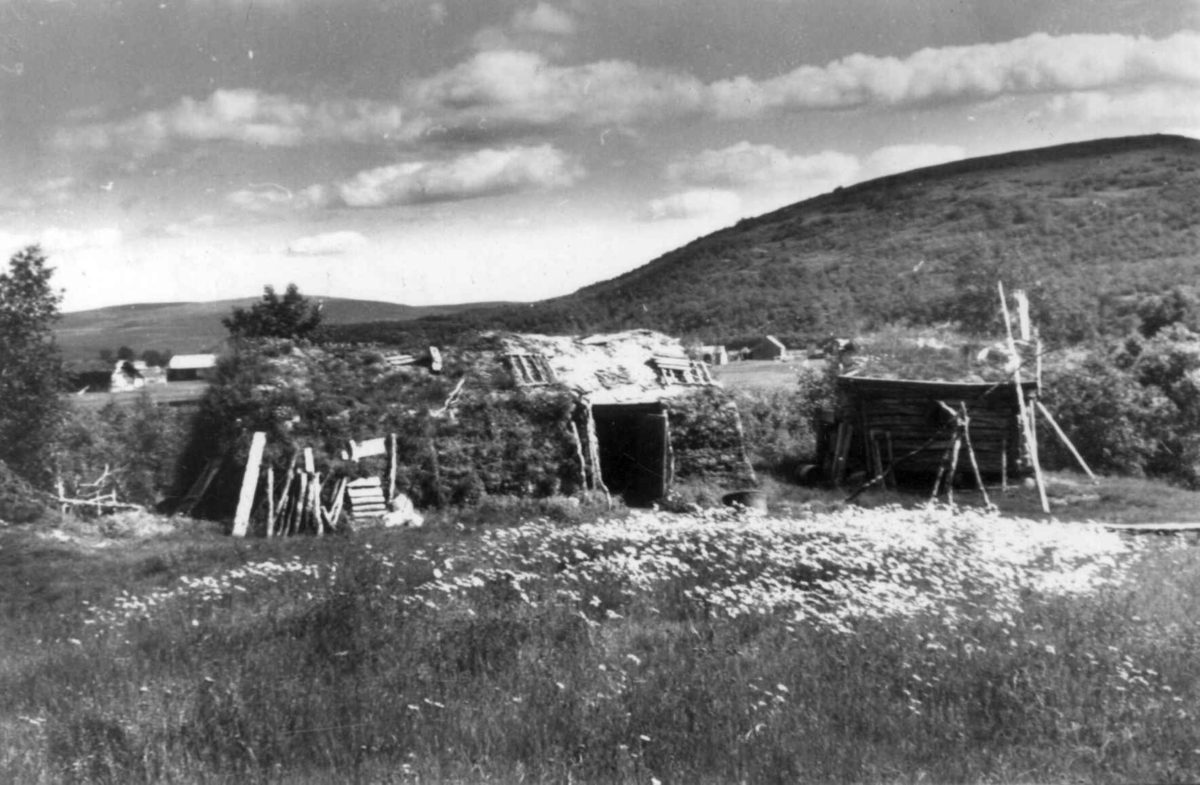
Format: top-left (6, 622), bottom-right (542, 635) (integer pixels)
top-left (707, 30), bottom-right (1200, 117)
top-left (512, 3), bottom-right (577, 36)
top-left (38, 226), bottom-right (123, 253)
top-left (645, 188), bottom-right (742, 221)
top-left (53, 90), bottom-right (419, 158)
top-left (861, 144), bottom-right (966, 178)
top-left (287, 230), bottom-right (369, 256)
top-left (226, 184), bottom-right (330, 213)
top-left (1046, 86), bottom-right (1200, 131)
top-left (410, 50), bottom-right (704, 130)
top-left (336, 145), bottom-right (582, 208)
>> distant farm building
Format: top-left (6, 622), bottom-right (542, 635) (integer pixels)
top-left (690, 344), bottom-right (729, 366)
top-left (110, 360), bottom-right (166, 391)
top-left (750, 336), bottom-right (788, 361)
top-left (168, 354), bottom-right (218, 382)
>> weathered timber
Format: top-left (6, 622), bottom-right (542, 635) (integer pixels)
top-left (232, 432), bottom-right (266, 537)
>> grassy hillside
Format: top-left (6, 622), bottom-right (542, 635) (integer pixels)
top-left (55, 297), bottom-right (512, 361)
top-left (326, 134), bottom-right (1200, 348)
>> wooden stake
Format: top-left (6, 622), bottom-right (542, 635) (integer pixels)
top-left (960, 403), bottom-right (992, 508)
top-left (265, 467), bottom-right (275, 538)
top-left (271, 452), bottom-right (299, 536)
top-left (329, 477), bottom-right (347, 529)
top-left (999, 282), bottom-right (1049, 513)
top-left (1036, 400), bottom-right (1097, 483)
top-left (947, 431), bottom-right (962, 505)
top-left (311, 472), bottom-right (323, 536)
top-left (1001, 437), bottom-right (1008, 491)
top-left (387, 433), bottom-right (398, 503)
top-left (931, 440), bottom-right (953, 500)
top-left (232, 432), bottom-right (266, 537)
top-left (291, 471), bottom-right (309, 536)
top-left (569, 419), bottom-right (589, 490)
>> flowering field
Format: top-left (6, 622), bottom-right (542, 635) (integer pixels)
top-left (4, 504), bottom-right (1200, 783)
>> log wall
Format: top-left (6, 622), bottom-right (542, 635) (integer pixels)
top-left (830, 377), bottom-right (1039, 480)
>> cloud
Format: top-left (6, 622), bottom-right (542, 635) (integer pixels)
top-left (38, 226), bottom-right (123, 253)
top-left (1045, 86), bottom-right (1200, 131)
top-left (707, 30), bottom-right (1200, 117)
top-left (861, 144), bottom-right (966, 178)
top-left (410, 50), bottom-right (704, 131)
top-left (335, 144), bottom-right (582, 208)
top-left (53, 90), bottom-right (419, 158)
top-left (287, 230), bottom-right (369, 256)
top-left (668, 142), bottom-right (860, 188)
top-left (226, 184), bottom-right (330, 213)
top-left (645, 188), bottom-right (742, 221)
top-left (512, 3), bottom-right (577, 36)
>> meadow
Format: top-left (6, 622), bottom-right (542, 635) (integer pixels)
top-left (4, 501), bottom-right (1200, 783)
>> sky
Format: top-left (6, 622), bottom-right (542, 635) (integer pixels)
top-left (1, 0), bottom-right (1198, 312)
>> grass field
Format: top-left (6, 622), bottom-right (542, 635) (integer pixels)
top-left (5, 481), bottom-right (1200, 783)
top-left (66, 381), bottom-right (210, 410)
top-left (711, 358), bottom-right (825, 390)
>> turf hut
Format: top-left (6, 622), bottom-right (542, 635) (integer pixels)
top-left (181, 330), bottom-right (754, 521)
top-left (460, 330), bottom-right (755, 506)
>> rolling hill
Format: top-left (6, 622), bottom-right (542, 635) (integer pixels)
top-left (56, 297), bottom-right (511, 361)
top-left (325, 134), bottom-right (1200, 348)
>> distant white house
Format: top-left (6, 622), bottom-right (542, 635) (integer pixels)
top-left (167, 354), bottom-right (218, 382)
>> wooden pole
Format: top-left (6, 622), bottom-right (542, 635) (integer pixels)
top-left (946, 431), bottom-right (962, 505)
top-left (1036, 400), bottom-right (1097, 483)
top-left (232, 432), bottom-right (266, 537)
top-left (931, 440), bottom-right (953, 501)
top-left (387, 434), bottom-right (398, 503)
top-left (329, 477), bottom-right (347, 529)
top-left (311, 472), bottom-right (323, 536)
top-left (960, 403), bottom-right (992, 508)
top-left (303, 447), bottom-right (315, 474)
top-left (271, 452), bottom-right (299, 536)
top-left (291, 471), bottom-right (309, 536)
top-left (1001, 437), bottom-right (1008, 491)
top-left (999, 282), bottom-right (1049, 513)
top-left (265, 467), bottom-right (275, 538)
top-left (569, 419), bottom-right (589, 490)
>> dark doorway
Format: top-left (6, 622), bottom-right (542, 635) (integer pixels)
top-left (592, 404), bottom-right (671, 506)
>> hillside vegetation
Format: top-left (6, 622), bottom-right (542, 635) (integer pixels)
top-left (55, 297), bottom-right (512, 362)
top-left (326, 134), bottom-right (1200, 348)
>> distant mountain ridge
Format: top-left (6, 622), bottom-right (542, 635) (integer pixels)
top-left (324, 134), bottom-right (1200, 348)
top-left (56, 296), bottom-right (513, 361)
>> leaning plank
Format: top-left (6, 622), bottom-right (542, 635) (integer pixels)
top-left (232, 432), bottom-right (267, 537)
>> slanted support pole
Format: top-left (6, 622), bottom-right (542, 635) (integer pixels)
top-left (233, 432), bottom-right (266, 537)
top-left (1036, 400), bottom-right (1097, 483)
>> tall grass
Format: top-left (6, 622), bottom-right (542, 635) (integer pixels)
top-left (4, 507), bottom-right (1200, 783)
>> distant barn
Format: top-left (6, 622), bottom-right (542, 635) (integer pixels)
top-left (168, 354), bottom-right (218, 382)
top-left (751, 336), bottom-right (787, 361)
